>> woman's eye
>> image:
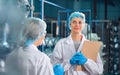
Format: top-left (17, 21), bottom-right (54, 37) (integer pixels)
top-left (72, 21), bottom-right (77, 24)
top-left (79, 21), bottom-right (82, 24)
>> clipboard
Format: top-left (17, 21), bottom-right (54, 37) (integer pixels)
top-left (76, 41), bottom-right (103, 71)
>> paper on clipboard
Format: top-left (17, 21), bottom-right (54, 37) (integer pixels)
top-left (76, 41), bottom-right (103, 71)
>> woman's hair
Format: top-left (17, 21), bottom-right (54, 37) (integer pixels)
top-left (20, 17), bottom-right (46, 46)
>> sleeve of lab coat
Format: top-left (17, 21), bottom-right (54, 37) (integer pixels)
top-left (84, 54), bottom-right (103, 75)
top-left (38, 55), bottom-right (54, 75)
top-left (50, 41), bottom-right (71, 72)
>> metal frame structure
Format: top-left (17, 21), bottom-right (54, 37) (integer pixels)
top-left (39, 0), bottom-right (66, 20)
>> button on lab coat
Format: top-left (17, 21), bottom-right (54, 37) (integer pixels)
top-left (5, 44), bottom-right (54, 75)
top-left (51, 35), bottom-right (103, 75)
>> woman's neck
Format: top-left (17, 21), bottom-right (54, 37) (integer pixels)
top-left (71, 33), bottom-right (82, 41)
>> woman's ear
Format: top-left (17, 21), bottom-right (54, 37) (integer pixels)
top-left (69, 23), bottom-right (71, 30)
top-left (34, 35), bottom-right (45, 46)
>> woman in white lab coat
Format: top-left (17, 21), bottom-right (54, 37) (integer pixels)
top-left (5, 17), bottom-right (54, 75)
top-left (51, 12), bottom-right (103, 75)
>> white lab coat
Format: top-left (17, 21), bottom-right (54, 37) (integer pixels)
top-left (51, 35), bottom-right (103, 75)
top-left (5, 44), bottom-right (54, 75)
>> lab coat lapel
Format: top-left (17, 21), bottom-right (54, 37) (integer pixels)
top-left (65, 35), bottom-right (73, 45)
top-left (65, 35), bottom-right (76, 52)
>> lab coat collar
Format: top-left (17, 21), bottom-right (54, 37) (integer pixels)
top-left (24, 44), bottom-right (38, 51)
top-left (65, 35), bottom-right (74, 45)
top-left (65, 34), bottom-right (86, 45)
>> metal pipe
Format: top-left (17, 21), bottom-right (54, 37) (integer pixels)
top-left (57, 12), bottom-right (60, 37)
top-left (30, 0), bottom-right (33, 17)
top-left (40, 0), bottom-right (44, 20)
top-left (44, 0), bottom-right (66, 9)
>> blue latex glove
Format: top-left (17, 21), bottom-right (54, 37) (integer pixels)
top-left (53, 64), bottom-right (64, 75)
top-left (70, 52), bottom-right (87, 65)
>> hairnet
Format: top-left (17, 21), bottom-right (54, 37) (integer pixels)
top-left (68, 12), bottom-right (85, 30)
top-left (21, 17), bottom-right (47, 46)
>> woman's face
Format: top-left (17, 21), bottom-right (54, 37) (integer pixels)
top-left (70, 18), bottom-right (85, 34)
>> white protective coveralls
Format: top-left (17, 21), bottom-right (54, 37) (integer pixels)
top-left (5, 44), bottom-right (54, 75)
top-left (51, 35), bottom-right (103, 75)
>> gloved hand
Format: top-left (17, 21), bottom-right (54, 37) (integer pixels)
top-left (53, 64), bottom-right (64, 75)
top-left (70, 52), bottom-right (87, 65)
